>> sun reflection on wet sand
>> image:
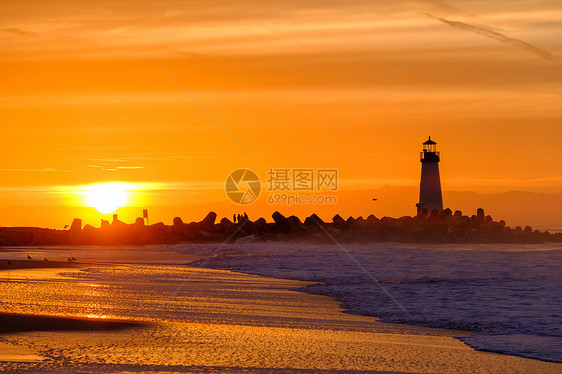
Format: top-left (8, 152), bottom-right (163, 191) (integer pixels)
top-left (0, 267), bottom-right (80, 281)
top-left (0, 342), bottom-right (44, 363)
top-left (84, 314), bottom-right (109, 319)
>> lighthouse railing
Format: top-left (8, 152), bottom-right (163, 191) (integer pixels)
top-left (420, 151), bottom-right (440, 160)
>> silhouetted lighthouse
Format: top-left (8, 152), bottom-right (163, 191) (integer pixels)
top-left (417, 136), bottom-right (443, 215)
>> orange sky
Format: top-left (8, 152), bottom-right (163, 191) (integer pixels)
top-left (1, 1), bottom-right (561, 229)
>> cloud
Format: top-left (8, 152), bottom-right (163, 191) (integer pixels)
top-left (426, 13), bottom-right (560, 62)
top-left (447, 175), bottom-right (562, 187)
top-left (85, 159), bottom-right (144, 171)
top-left (0, 181), bottom-right (219, 195)
top-left (0, 28), bottom-right (35, 37)
top-left (0, 168), bottom-right (69, 172)
top-left (48, 181), bottom-right (223, 193)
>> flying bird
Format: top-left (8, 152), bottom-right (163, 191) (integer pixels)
top-left (27, 254), bottom-right (32, 259)
top-left (44, 257), bottom-right (48, 261)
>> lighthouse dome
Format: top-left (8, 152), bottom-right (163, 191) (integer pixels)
top-left (423, 136), bottom-right (437, 145)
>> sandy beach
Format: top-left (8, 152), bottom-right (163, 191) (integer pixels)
top-left (0, 247), bottom-right (560, 373)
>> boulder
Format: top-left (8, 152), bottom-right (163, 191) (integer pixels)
top-left (69, 218), bottom-right (82, 232)
top-left (251, 218), bottom-right (267, 234)
top-left (287, 215), bottom-right (303, 226)
top-left (220, 217), bottom-right (235, 232)
top-left (287, 215), bottom-right (309, 235)
top-left (272, 211), bottom-right (287, 224)
top-left (148, 222), bottom-right (166, 238)
top-left (82, 224), bottom-right (96, 235)
top-left (366, 214), bottom-right (379, 223)
top-left (332, 214), bottom-right (346, 225)
top-left (304, 214), bottom-right (324, 227)
top-left (272, 211), bottom-right (290, 232)
top-left (427, 209), bottom-right (440, 221)
top-left (332, 214), bottom-right (348, 231)
top-left (220, 217), bottom-right (233, 225)
top-left (101, 219), bottom-right (111, 230)
top-left (477, 208), bottom-right (485, 218)
top-left (200, 212), bottom-right (217, 229)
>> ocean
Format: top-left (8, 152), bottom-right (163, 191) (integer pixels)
top-left (179, 241), bottom-right (562, 363)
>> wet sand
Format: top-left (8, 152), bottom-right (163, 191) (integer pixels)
top-left (0, 246), bottom-right (201, 266)
top-left (0, 342), bottom-right (42, 363)
top-left (0, 259), bottom-right (109, 271)
top-left (0, 256), bottom-right (560, 372)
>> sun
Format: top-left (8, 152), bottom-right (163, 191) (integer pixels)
top-left (85, 183), bottom-right (129, 214)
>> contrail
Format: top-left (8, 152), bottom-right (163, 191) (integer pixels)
top-left (426, 13), bottom-right (559, 62)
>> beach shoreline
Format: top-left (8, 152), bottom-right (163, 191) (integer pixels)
top-left (0, 247), bottom-right (560, 373)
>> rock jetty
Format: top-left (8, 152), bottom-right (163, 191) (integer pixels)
top-left (0, 208), bottom-right (560, 246)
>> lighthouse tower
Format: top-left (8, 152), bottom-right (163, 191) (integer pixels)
top-left (417, 136), bottom-right (443, 215)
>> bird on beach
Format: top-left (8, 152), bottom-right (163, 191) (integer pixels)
top-left (68, 257), bottom-right (72, 262)
top-left (27, 254), bottom-right (32, 259)
top-left (7, 260), bottom-right (11, 265)
top-left (71, 257), bottom-right (77, 261)
top-left (44, 257), bottom-right (48, 261)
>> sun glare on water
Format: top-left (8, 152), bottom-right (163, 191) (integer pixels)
top-left (85, 183), bottom-right (129, 214)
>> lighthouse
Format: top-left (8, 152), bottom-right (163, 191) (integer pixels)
top-left (417, 136), bottom-right (443, 215)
